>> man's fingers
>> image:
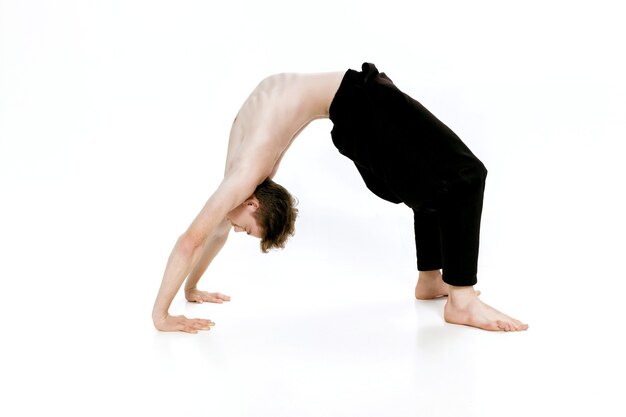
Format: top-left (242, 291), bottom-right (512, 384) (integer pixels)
top-left (183, 327), bottom-right (199, 334)
top-left (214, 293), bottom-right (231, 301)
top-left (205, 293), bottom-right (230, 303)
top-left (187, 291), bottom-right (231, 304)
top-left (174, 316), bottom-right (214, 333)
top-left (194, 319), bottom-right (215, 328)
top-left (209, 293), bottom-right (230, 303)
top-left (182, 324), bottom-right (211, 333)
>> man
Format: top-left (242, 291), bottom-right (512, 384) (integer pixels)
top-left (152, 63), bottom-right (528, 333)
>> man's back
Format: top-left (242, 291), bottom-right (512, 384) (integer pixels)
top-left (224, 71), bottom-right (345, 181)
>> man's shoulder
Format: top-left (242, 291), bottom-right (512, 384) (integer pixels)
top-left (212, 167), bottom-right (268, 209)
top-left (223, 159), bottom-right (271, 188)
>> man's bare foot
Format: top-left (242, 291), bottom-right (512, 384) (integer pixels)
top-left (415, 270), bottom-right (449, 299)
top-left (444, 286), bottom-right (529, 331)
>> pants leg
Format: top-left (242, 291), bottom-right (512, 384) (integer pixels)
top-left (413, 209), bottom-right (443, 272)
top-left (437, 174), bottom-right (486, 287)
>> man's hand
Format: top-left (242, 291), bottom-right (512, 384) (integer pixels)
top-left (153, 314), bottom-right (214, 333)
top-left (185, 289), bottom-right (231, 304)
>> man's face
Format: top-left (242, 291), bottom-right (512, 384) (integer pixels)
top-left (226, 198), bottom-right (263, 238)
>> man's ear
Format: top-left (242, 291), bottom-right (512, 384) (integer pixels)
top-left (245, 196), bottom-right (260, 210)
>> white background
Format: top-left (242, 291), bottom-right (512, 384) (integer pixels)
top-left (1, 1), bottom-right (625, 416)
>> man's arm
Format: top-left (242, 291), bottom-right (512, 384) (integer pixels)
top-left (184, 220), bottom-right (231, 303)
top-left (151, 174), bottom-right (259, 333)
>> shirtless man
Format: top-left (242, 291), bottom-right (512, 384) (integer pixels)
top-left (152, 63), bottom-right (528, 333)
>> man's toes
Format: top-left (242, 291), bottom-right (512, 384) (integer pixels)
top-left (508, 318), bottom-right (525, 331)
top-left (496, 320), bottom-right (511, 331)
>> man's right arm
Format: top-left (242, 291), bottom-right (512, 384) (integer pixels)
top-left (184, 219), bottom-right (231, 302)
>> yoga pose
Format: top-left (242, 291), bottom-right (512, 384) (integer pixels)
top-left (152, 62), bottom-right (528, 333)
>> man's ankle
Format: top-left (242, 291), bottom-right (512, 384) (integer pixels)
top-left (448, 285), bottom-right (477, 305)
top-left (418, 270), bottom-right (441, 280)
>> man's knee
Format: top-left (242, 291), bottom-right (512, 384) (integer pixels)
top-left (460, 160), bottom-right (488, 191)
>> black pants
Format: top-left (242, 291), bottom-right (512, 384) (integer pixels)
top-left (413, 174), bottom-right (486, 287)
top-left (330, 62), bottom-right (487, 287)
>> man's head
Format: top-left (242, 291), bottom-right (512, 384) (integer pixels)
top-left (227, 179), bottom-right (298, 253)
top-left (253, 178), bottom-right (298, 252)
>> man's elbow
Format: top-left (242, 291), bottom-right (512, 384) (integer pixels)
top-left (176, 230), bottom-right (206, 256)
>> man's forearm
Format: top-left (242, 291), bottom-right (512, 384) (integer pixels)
top-left (184, 227), bottom-right (230, 292)
top-left (152, 235), bottom-right (206, 321)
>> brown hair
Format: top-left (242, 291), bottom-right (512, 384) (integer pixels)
top-left (252, 178), bottom-right (298, 253)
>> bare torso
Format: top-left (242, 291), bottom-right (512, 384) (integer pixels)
top-left (224, 71), bottom-right (346, 181)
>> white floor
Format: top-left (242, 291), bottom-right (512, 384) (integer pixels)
top-left (2, 191), bottom-right (625, 416)
top-left (2, 1), bottom-right (626, 416)
top-left (3, 261), bottom-right (625, 417)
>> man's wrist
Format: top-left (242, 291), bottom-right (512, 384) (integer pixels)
top-left (152, 309), bottom-right (168, 323)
